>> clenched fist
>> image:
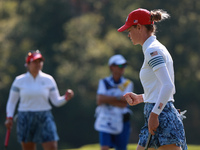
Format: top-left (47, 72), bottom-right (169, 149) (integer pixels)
top-left (123, 92), bottom-right (143, 106)
top-left (65, 89), bottom-right (74, 101)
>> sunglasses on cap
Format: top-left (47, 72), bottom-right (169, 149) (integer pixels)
top-left (26, 50), bottom-right (44, 64)
top-left (113, 63), bottom-right (127, 68)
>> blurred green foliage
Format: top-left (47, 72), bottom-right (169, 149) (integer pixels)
top-left (1, 0), bottom-right (200, 149)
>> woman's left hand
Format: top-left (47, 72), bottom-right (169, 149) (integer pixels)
top-left (65, 89), bottom-right (74, 101)
top-left (148, 112), bottom-right (159, 135)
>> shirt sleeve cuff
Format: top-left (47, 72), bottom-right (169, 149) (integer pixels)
top-left (152, 103), bottom-right (164, 115)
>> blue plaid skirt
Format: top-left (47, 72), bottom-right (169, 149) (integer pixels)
top-left (138, 102), bottom-right (187, 150)
top-left (17, 110), bottom-right (59, 143)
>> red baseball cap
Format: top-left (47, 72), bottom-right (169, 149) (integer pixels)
top-left (26, 50), bottom-right (44, 64)
top-left (118, 8), bottom-right (154, 32)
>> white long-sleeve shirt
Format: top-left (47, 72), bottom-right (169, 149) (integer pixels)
top-left (6, 71), bottom-right (67, 117)
top-left (140, 36), bottom-right (175, 115)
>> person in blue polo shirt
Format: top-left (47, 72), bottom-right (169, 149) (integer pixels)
top-left (94, 54), bottom-right (134, 150)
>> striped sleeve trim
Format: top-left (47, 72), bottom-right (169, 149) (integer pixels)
top-left (11, 86), bottom-right (20, 92)
top-left (50, 87), bottom-right (56, 91)
top-left (148, 56), bottom-right (165, 69)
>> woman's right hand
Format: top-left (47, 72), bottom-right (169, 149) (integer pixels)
top-left (5, 118), bottom-right (13, 130)
top-left (123, 92), bottom-right (143, 106)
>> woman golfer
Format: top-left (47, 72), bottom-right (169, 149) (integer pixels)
top-left (118, 8), bottom-right (187, 150)
top-left (5, 50), bottom-right (74, 150)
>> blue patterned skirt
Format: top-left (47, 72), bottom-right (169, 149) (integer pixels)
top-left (17, 110), bottom-right (59, 143)
top-left (138, 102), bottom-right (187, 150)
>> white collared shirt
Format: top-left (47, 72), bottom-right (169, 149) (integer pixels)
top-left (6, 71), bottom-right (66, 117)
top-left (140, 36), bottom-right (175, 104)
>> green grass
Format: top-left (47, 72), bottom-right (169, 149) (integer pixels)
top-left (63, 143), bottom-right (200, 150)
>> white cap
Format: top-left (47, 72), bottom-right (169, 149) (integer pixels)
top-left (108, 54), bottom-right (127, 66)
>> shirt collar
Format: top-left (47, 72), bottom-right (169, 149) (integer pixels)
top-left (27, 71), bottom-right (42, 78)
top-left (142, 35), bottom-right (156, 53)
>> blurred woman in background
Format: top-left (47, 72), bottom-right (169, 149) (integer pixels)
top-left (5, 50), bottom-right (74, 150)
